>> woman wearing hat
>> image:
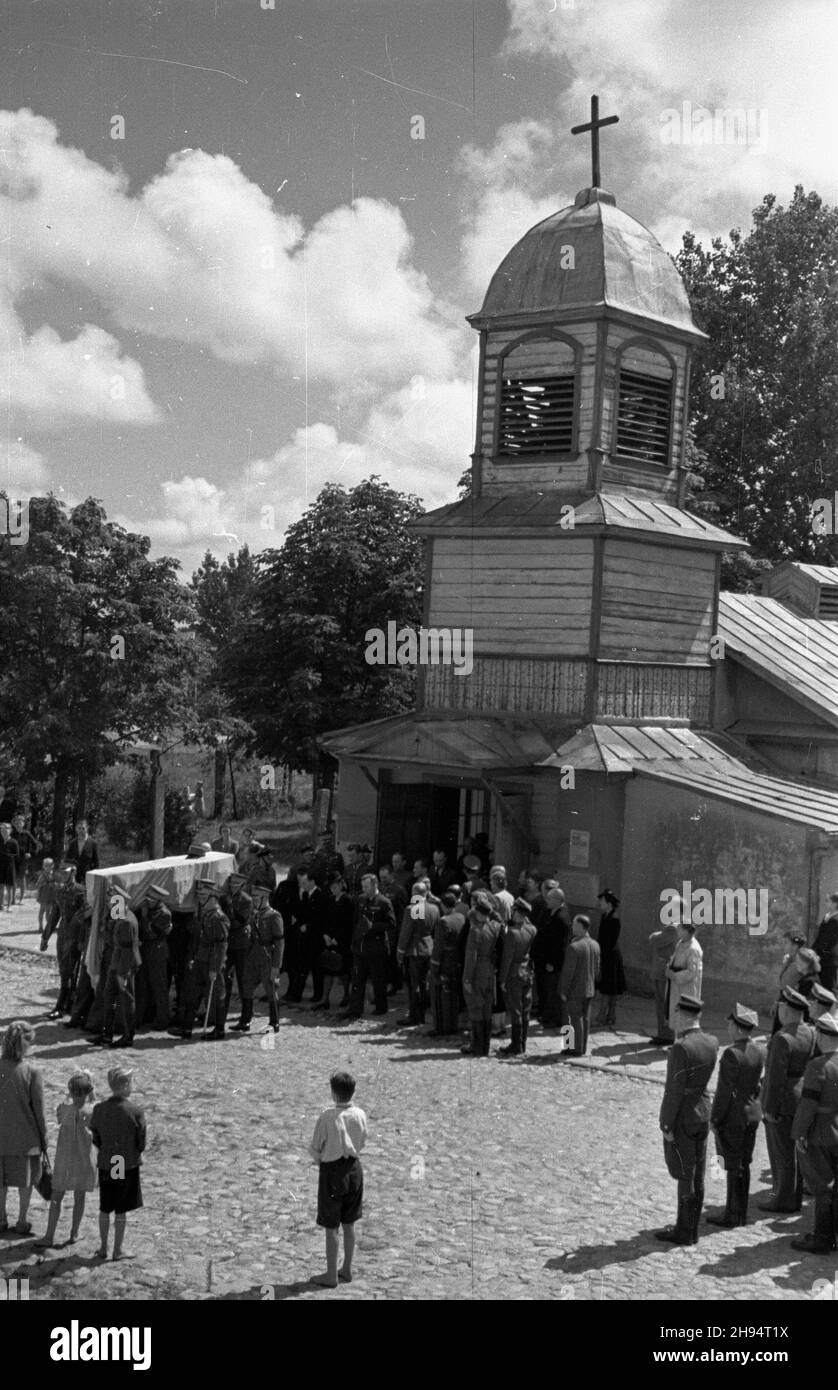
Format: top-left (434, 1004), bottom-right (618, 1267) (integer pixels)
top-left (595, 891), bottom-right (626, 1029)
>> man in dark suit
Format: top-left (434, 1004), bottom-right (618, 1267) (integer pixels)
top-left (66, 819), bottom-right (99, 882)
top-left (707, 1003), bottom-right (765, 1227)
top-left (339, 873), bottom-right (395, 1018)
top-left (759, 985), bottom-right (816, 1212)
top-left (655, 994), bottom-right (719, 1245)
top-left (430, 850), bottom-right (457, 900)
top-left (532, 884), bottom-right (571, 1028)
top-left (559, 914), bottom-right (601, 1056)
top-left (287, 869), bottom-right (331, 1004)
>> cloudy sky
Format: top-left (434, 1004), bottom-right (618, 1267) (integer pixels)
top-left (2, 0), bottom-right (834, 576)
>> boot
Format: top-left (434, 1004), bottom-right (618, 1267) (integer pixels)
top-left (655, 1197), bottom-right (693, 1245)
top-left (706, 1173), bottom-right (736, 1227)
top-left (689, 1193), bottom-right (701, 1243)
top-left (232, 1000), bottom-right (253, 1032)
top-left (521, 1013), bottom-right (530, 1054)
top-left (480, 1020), bottom-right (492, 1056)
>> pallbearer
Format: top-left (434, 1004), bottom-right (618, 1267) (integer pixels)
top-left (707, 1003), bottom-right (764, 1228)
top-left (170, 878), bottom-right (229, 1041)
top-left (222, 872), bottom-right (253, 1017)
top-left (135, 885), bottom-right (172, 1031)
top-left (655, 995), bottom-right (718, 1245)
top-left (791, 1013), bottom-right (838, 1253)
top-left (235, 883), bottom-right (284, 1033)
top-left (97, 887), bottom-right (141, 1049)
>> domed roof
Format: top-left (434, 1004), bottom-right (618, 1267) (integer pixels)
top-left (473, 188), bottom-right (704, 337)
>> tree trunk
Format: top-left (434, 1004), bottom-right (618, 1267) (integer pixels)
top-left (75, 766), bottom-right (87, 824)
top-left (149, 751), bottom-right (165, 859)
top-left (52, 766), bottom-right (69, 859)
top-left (227, 745), bottom-right (238, 820)
top-left (213, 744), bottom-right (227, 819)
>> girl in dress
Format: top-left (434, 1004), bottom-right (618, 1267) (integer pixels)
top-left (35, 1069), bottom-right (97, 1248)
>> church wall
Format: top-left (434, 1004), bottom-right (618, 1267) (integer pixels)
top-left (529, 771), bottom-right (625, 916)
top-left (621, 775), bottom-right (813, 1011)
top-left (333, 761), bottom-right (378, 853)
top-left (598, 539), bottom-right (716, 661)
top-left (429, 535), bottom-right (594, 655)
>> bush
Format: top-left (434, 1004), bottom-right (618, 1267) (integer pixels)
top-left (90, 761), bottom-right (150, 853)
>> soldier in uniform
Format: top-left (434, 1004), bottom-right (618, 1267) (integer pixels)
top-left (758, 984), bottom-right (816, 1212)
top-left (339, 873), bottom-right (395, 1019)
top-left (461, 893), bottom-right (502, 1058)
top-left (707, 1003), bottom-right (765, 1228)
top-left (497, 897), bottom-right (537, 1059)
top-left (170, 878), bottom-right (229, 1040)
top-left (429, 890), bottom-right (466, 1036)
top-left (809, 982), bottom-right (838, 1029)
top-left (94, 886), bottom-right (141, 1048)
top-left (222, 872), bottom-right (253, 1019)
top-left (655, 994), bottom-right (719, 1245)
top-left (791, 1012), bottom-right (838, 1253)
top-left (135, 884), bottom-right (172, 1031)
top-left (64, 903), bottom-right (96, 1030)
top-left (46, 870), bottom-right (85, 1017)
top-left (234, 882), bottom-right (284, 1032)
top-left (85, 885), bottom-right (122, 1035)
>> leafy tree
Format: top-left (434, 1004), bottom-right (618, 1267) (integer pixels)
top-left (677, 187), bottom-right (838, 565)
top-left (223, 478), bottom-right (425, 798)
top-left (0, 495), bottom-right (194, 852)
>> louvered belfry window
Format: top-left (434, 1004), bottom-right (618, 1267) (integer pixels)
top-left (616, 367), bottom-right (672, 466)
top-left (497, 335), bottom-right (577, 456)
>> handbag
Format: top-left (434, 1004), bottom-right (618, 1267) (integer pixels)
top-left (36, 1150), bottom-right (53, 1202)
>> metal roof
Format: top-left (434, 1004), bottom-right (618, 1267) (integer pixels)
top-left (635, 759), bottom-right (838, 833)
top-left (474, 190), bottom-right (704, 338)
top-left (538, 723), bottom-right (741, 773)
top-left (322, 712), bottom-right (569, 771)
top-left (783, 563), bottom-right (838, 586)
top-left (718, 594), bottom-right (838, 730)
top-left (413, 490), bottom-right (744, 548)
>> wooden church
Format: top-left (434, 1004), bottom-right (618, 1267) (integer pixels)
top-left (325, 100), bottom-right (838, 1006)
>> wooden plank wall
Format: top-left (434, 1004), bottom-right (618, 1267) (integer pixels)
top-left (596, 664), bottom-right (712, 721)
top-left (423, 657), bottom-right (588, 715)
top-left (599, 539), bottom-right (716, 662)
top-left (429, 536), bottom-right (594, 655)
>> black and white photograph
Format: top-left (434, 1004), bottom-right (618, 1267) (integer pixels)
top-left (0, 0), bottom-right (836, 1341)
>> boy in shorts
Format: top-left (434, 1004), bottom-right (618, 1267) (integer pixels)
top-left (90, 1065), bottom-right (146, 1260)
top-left (309, 1070), bottom-right (367, 1288)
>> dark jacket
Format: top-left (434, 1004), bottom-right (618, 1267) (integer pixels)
top-left (223, 887), bottom-right (253, 952)
top-left (352, 892), bottom-right (395, 957)
top-left (761, 1022), bottom-right (816, 1116)
top-left (499, 920), bottom-right (537, 990)
top-left (660, 1027), bottom-right (719, 1133)
top-left (90, 1095), bottom-right (146, 1171)
top-left (812, 913), bottom-right (838, 991)
top-left (109, 909), bottom-right (141, 976)
top-left (248, 905), bottom-right (284, 970)
top-left (532, 907), bottom-right (571, 972)
top-left (189, 902), bottom-right (229, 973)
top-left (432, 908), bottom-right (466, 976)
top-left (711, 1037), bottom-right (765, 1152)
top-left (66, 836), bottom-right (99, 880)
top-left (792, 1053), bottom-right (838, 1151)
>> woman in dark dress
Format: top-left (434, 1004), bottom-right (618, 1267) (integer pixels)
top-left (595, 890), bottom-right (626, 1027)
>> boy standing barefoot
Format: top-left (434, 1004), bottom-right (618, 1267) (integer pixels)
top-left (90, 1066), bottom-right (146, 1261)
top-left (309, 1070), bottom-right (367, 1288)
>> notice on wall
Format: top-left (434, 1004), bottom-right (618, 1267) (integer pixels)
top-left (568, 829), bottom-right (591, 868)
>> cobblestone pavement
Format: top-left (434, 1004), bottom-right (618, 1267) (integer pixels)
top-left (0, 933), bottom-right (834, 1303)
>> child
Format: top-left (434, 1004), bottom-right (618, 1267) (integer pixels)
top-left (34, 858), bottom-right (58, 935)
top-left (35, 1069), bottom-right (98, 1248)
top-left (90, 1066), bottom-right (146, 1261)
top-left (308, 1070), bottom-right (367, 1288)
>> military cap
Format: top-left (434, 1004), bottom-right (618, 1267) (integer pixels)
top-left (779, 985), bottom-right (808, 1010)
top-left (186, 842), bottom-right (207, 858)
top-left (511, 896), bottom-right (533, 917)
top-left (144, 884), bottom-right (169, 902)
top-left (677, 994), bottom-right (703, 1013)
top-left (107, 884), bottom-right (131, 900)
top-left (196, 877), bottom-right (217, 891)
top-left (811, 982), bottom-right (837, 1006)
top-left (463, 855), bottom-right (481, 873)
top-left (228, 871), bottom-right (247, 885)
top-left (470, 892), bottom-right (493, 917)
top-left (250, 883), bottom-right (271, 898)
top-left (728, 1002), bottom-right (759, 1030)
top-left (815, 1013), bottom-right (838, 1036)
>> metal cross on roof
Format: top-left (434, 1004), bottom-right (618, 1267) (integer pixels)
top-left (571, 94), bottom-right (619, 189)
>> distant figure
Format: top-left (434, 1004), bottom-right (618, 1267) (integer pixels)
top-left (648, 916), bottom-right (678, 1046)
top-left (309, 1070), bottom-right (367, 1289)
top-left (65, 819), bottom-right (99, 883)
top-left (665, 921), bottom-right (703, 1036)
top-left (193, 781), bottom-right (206, 820)
top-left (0, 823), bottom-right (19, 911)
top-left (211, 822), bottom-right (239, 857)
top-left (595, 890), bottom-right (626, 1028)
top-left (559, 915), bottom-right (601, 1057)
top-left (11, 813), bottom-right (41, 900)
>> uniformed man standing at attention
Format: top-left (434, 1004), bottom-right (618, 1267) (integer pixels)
top-left (170, 878), bottom-right (229, 1041)
top-left (94, 886), bottom-right (141, 1049)
top-left (497, 897), bottom-right (537, 1059)
top-left (235, 882), bottom-right (284, 1033)
top-left (758, 985), bottom-right (816, 1212)
top-left (461, 893), bottom-right (503, 1058)
top-left (707, 1003), bottom-right (765, 1228)
top-left (791, 1012), bottom-right (838, 1253)
top-left (222, 872), bottom-right (253, 1019)
top-left (655, 995), bottom-right (719, 1245)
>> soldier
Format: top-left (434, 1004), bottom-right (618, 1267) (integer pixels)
top-left (397, 883), bottom-right (439, 1027)
top-left (809, 982), bottom-right (838, 1030)
top-left (64, 904), bottom-right (96, 1030)
top-left (707, 1003), bottom-right (765, 1228)
top-left (497, 897), bottom-right (537, 1059)
top-left (84, 885), bottom-right (121, 1035)
top-left (94, 887), bottom-right (141, 1049)
top-left (791, 1012), bottom-right (838, 1253)
top-left (169, 878), bottom-right (229, 1041)
top-left (429, 890), bottom-right (466, 1037)
top-left (461, 893), bottom-right (503, 1058)
top-left (342, 845), bottom-right (366, 899)
top-left (49, 886), bottom-right (87, 1018)
top-left (40, 862), bottom-right (77, 951)
top-left (339, 873), bottom-right (395, 1019)
top-left (235, 883), bottom-right (284, 1033)
top-left (135, 884), bottom-right (172, 1031)
top-left (758, 984), bottom-right (816, 1212)
top-left (222, 872), bottom-right (253, 1018)
top-left (655, 994), bottom-right (719, 1245)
